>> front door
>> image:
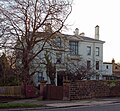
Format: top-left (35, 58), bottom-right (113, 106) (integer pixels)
top-left (57, 71), bottom-right (65, 86)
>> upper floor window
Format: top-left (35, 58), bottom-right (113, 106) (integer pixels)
top-left (96, 47), bottom-right (100, 56)
top-left (56, 53), bottom-right (62, 64)
top-left (69, 41), bottom-right (78, 55)
top-left (87, 46), bottom-right (91, 55)
top-left (115, 66), bottom-right (118, 69)
top-left (54, 37), bottom-right (62, 47)
top-left (106, 65), bottom-right (109, 69)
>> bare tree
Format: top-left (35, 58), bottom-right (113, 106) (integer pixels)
top-left (0, 0), bottom-right (72, 85)
top-left (66, 61), bottom-right (97, 81)
top-left (0, 53), bottom-right (10, 85)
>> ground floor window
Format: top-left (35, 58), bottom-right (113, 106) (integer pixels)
top-left (87, 60), bottom-right (91, 69)
top-left (96, 61), bottom-right (99, 70)
top-left (37, 72), bottom-right (44, 82)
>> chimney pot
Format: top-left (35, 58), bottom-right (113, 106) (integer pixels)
top-left (80, 32), bottom-right (85, 36)
top-left (74, 28), bottom-right (79, 35)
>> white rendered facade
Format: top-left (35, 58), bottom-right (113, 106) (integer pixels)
top-left (103, 62), bottom-right (113, 75)
top-left (33, 25), bottom-right (106, 86)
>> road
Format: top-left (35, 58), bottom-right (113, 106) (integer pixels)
top-left (1, 103), bottom-right (120, 111)
top-left (43, 103), bottom-right (120, 111)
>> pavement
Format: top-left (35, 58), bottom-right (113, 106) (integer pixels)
top-left (1, 97), bottom-right (120, 110)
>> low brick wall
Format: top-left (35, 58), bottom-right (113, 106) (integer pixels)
top-left (63, 80), bottom-right (120, 100)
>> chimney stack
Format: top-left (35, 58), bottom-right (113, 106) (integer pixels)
top-left (95, 25), bottom-right (99, 40)
top-left (112, 58), bottom-right (115, 64)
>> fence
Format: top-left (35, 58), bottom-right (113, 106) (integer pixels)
top-left (0, 85), bottom-right (37, 98)
top-left (0, 86), bottom-right (22, 97)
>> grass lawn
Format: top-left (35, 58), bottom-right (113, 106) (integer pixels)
top-left (0, 103), bottom-right (46, 109)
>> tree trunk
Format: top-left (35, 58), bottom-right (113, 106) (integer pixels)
top-left (50, 78), bottom-right (55, 85)
top-left (22, 50), bottom-right (31, 85)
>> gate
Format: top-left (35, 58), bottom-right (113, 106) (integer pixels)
top-left (46, 85), bottom-right (63, 100)
top-left (24, 85), bottom-right (36, 98)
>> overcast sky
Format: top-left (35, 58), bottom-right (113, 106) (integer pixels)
top-left (65, 0), bottom-right (120, 63)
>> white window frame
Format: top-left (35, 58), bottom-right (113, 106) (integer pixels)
top-left (96, 47), bottom-right (100, 56)
top-left (87, 46), bottom-right (91, 55)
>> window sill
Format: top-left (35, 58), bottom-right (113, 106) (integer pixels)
top-left (69, 55), bottom-right (80, 60)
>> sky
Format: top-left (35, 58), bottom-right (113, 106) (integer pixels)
top-left (65, 0), bottom-right (120, 63)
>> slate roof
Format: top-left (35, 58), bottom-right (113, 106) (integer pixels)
top-left (26, 31), bottom-right (105, 44)
top-left (63, 34), bottom-right (105, 43)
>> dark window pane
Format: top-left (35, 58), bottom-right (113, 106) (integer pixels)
top-left (96, 47), bottom-right (100, 56)
top-left (87, 60), bottom-right (91, 69)
top-left (96, 61), bottom-right (99, 70)
top-left (87, 46), bottom-right (91, 55)
top-left (69, 41), bottom-right (78, 55)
